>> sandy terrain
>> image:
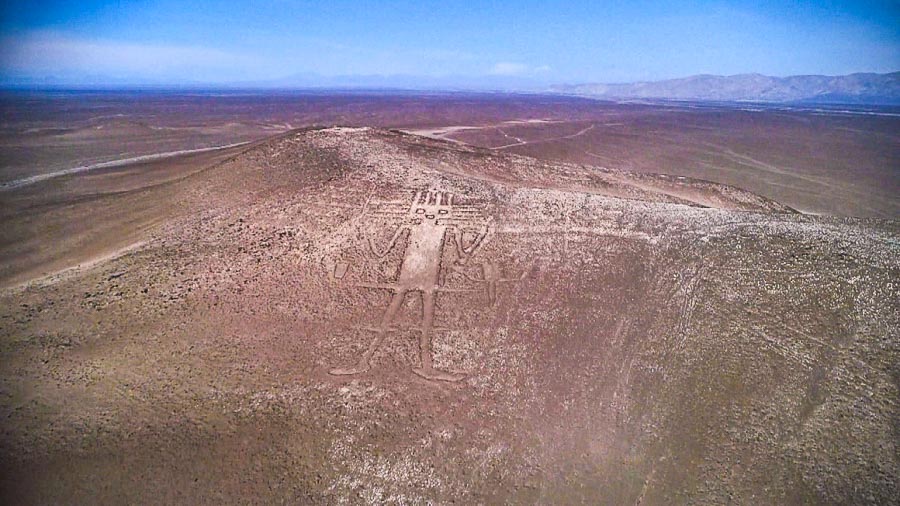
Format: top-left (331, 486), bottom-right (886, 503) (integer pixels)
top-left (3, 91), bottom-right (896, 219)
top-left (0, 141), bottom-right (259, 288)
top-left (1, 127), bottom-right (897, 504)
top-left (433, 109), bottom-right (900, 219)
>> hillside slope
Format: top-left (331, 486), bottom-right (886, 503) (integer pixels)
top-left (1, 127), bottom-right (897, 504)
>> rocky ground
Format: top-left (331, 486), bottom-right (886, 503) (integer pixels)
top-left (0, 127), bottom-right (897, 504)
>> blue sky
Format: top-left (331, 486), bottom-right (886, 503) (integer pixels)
top-left (0, 0), bottom-right (898, 85)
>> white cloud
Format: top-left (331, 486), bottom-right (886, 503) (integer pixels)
top-left (414, 48), bottom-right (475, 61)
top-left (487, 62), bottom-right (552, 77)
top-left (0, 31), bottom-right (258, 81)
top-left (489, 62), bottom-right (530, 76)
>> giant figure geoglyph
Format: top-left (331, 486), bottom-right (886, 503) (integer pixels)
top-left (330, 190), bottom-right (491, 381)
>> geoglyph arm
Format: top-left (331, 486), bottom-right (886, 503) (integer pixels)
top-left (454, 220), bottom-right (492, 264)
top-left (369, 226), bottom-right (407, 258)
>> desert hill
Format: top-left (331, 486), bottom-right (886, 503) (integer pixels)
top-left (1, 127), bottom-right (897, 504)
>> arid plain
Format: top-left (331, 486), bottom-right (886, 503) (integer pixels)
top-left (0, 92), bottom-right (898, 504)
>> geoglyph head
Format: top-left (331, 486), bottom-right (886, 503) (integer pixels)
top-left (409, 190), bottom-right (454, 224)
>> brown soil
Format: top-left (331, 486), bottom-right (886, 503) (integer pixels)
top-left (0, 127), bottom-right (897, 504)
top-left (3, 92), bottom-right (896, 219)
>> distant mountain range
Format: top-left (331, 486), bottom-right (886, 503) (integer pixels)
top-left (231, 72), bottom-right (548, 91)
top-left (550, 72), bottom-right (900, 105)
top-left (5, 70), bottom-right (899, 105)
top-left (0, 71), bottom-right (549, 92)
